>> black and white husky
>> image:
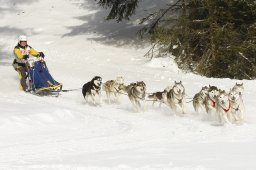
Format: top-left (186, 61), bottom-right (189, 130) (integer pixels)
top-left (147, 85), bottom-right (172, 107)
top-left (193, 86), bottom-right (209, 113)
top-left (126, 81), bottom-right (146, 112)
top-left (166, 81), bottom-right (186, 114)
top-left (147, 91), bottom-right (167, 107)
top-left (204, 85), bottom-right (220, 118)
top-left (82, 76), bottom-right (102, 105)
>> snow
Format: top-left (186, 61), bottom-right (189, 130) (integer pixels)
top-left (0, 0), bottom-right (256, 169)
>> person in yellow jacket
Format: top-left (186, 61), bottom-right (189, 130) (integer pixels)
top-left (13, 35), bottom-right (44, 91)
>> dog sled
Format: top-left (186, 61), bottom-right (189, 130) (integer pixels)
top-left (26, 58), bottom-right (62, 96)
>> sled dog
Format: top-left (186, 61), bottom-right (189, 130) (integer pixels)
top-left (164, 85), bottom-right (173, 93)
top-left (216, 90), bottom-right (232, 125)
top-left (127, 81), bottom-right (146, 112)
top-left (147, 85), bottom-right (172, 107)
top-left (229, 89), bottom-right (245, 124)
top-left (193, 86), bottom-right (209, 113)
top-left (166, 81), bottom-right (186, 114)
top-left (118, 82), bottom-right (136, 94)
top-left (82, 76), bottom-right (102, 105)
top-left (148, 91), bottom-right (167, 107)
top-left (204, 85), bottom-right (219, 118)
top-left (103, 76), bottom-right (124, 103)
top-left (232, 83), bottom-right (244, 96)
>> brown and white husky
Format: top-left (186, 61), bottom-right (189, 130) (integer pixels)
top-left (103, 76), bottom-right (124, 103)
top-left (166, 81), bottom-right (186, 114)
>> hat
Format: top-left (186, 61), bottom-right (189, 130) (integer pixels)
top-left (18, 35), bottom-right (27, 43)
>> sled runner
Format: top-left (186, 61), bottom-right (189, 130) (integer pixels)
top-left (27, 58), bottom-right (62, 96)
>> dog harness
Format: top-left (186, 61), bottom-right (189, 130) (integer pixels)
top-left (170, 89), bottom-right (184, 104)
top-left (93, 84), bottom-right (101, 94)
top-left (175, 97), bottom-right (183, 104)
top-left (222, 102), bottom-right (231, 113)
top-left (230, 101), bottom-right (240, 112)
top-left (231, 106), bottom-right (240, 112)
top-left (210, 98), bottom-right (216, 107)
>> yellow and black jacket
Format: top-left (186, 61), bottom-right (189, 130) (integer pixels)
top-left (13, 44), bottom-right (40, 64)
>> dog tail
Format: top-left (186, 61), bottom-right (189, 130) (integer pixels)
top-left (82, 91), bottom-right (86, 99)
top-left (192, 99), bottom-right (197, 111)
top-left (82, 87), bottom-right (86, 99)
top-left (147, 93), bottom-right (155, 99)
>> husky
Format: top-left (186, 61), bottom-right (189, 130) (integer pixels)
top-left (147, 85), bottom-right (172, 107)
top-left (126, 81), bottom-right (146, 112)
top-left (216, 90), bottom-right (232, 125)
top-left (148, 91), bottom-right (167, 107)
top-left (103, 76), bottom-right (124, 103)
top-left (204, 85), bottom-right (220, 121)
top-left (118, 82), bottom-right (136, 94)
top-left (193, 86), bottom-right (209, 113)
top-left (232, 83), bottom-right (244, 96)
top-left (204, 85), bottom-right (220, 119)
top-left (229, 89), bottom-right (245, 124)
top-left (164, 85), bottom-right (173, 93)
top-left (166, 81), bottom-right (186, 114)
top-left (82, 76), bottom-right (102, 105)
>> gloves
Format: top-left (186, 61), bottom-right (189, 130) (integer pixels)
top-left (23, 55), bottom-right (29, 60)
top-left (38, 52), bottom-right (45, 58)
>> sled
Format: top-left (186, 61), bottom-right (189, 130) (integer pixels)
top-left (27, 58), bottom-right (62, 96)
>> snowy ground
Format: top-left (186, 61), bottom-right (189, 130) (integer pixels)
top-left (0, 0), bottom-right (256, 170)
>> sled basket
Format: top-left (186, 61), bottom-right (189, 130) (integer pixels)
top-left (28, 60), bottom-right (62, 95)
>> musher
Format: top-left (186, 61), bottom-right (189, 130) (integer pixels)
top-left (13, 35), bottom-right (44, 91)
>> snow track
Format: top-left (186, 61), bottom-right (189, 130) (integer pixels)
top-left (1, 90), bottom-right (256, 169)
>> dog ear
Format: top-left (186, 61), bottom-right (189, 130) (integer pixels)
top-left (241, 82), bottom-right (243, 86)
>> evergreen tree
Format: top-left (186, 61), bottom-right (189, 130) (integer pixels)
top-left (97, 0), bottom-right (256, 79)
top-left (97, 0), bottom-right (139, 22)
